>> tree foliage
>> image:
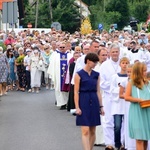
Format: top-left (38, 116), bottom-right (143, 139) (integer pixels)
top-left (23, 0), bottom-right (80, 33)
top-left (22, 0), bottom-right (150, 32)
top-left (129, 1), bottom-right (150, 22)
top-left (105, 0), bottom-right (129, 29)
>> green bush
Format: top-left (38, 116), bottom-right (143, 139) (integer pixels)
top-left (0, 42), bottom-right (6, 52)
top-left (90, 11), bottom-right (121, 31)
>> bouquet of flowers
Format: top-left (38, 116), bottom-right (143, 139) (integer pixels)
top-left (16, 55), bottom-right (25, 65)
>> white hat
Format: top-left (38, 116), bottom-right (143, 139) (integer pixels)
top-left (26, 49), bottom-right (31, 52)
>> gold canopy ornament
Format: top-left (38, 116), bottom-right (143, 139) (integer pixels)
top-left (80, 18), bottom-right (92, 35)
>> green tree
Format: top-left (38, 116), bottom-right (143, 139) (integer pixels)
top-left (52, 0), bottom-right (80, 32)
top-left (82, 0), bottom-right (97, 5)
top-left (90, 10), bottom-right (121, 30)
top-left (129, 1), bottom-right (150, 22)
top-left (23, 0), bottom-right (80, 33)
top-left (106, 0), bottom-right (129, 29)
top-left (128, 0), bottom-right (148, 3)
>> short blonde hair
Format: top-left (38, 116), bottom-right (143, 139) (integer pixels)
top-left (18, 47), bottom-right (24, 54)
top-left (75, 46), bottom-right (81, 52)
top-left (120, 57), bottom-right (130, 64)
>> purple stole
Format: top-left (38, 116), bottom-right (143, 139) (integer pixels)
top-left (56, 50), bottom-right (68, 91)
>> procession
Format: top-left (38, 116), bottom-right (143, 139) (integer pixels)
top-left (0, 26), bottom-right (150, 150)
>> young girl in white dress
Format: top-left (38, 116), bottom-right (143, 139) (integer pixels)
top-left (119, 64), bottom-right (136, 150)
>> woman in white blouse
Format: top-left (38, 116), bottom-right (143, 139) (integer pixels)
top-left (30, 47), bottom-right (42, 93)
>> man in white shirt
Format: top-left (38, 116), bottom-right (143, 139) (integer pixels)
top-left (99, 43), bottom-right (121, 150)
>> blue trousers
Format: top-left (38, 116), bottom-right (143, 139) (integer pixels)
top-left (114, 114), bottom-right (124, 149)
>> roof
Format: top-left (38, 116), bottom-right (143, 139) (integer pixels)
top-left (0, 0), bottom-right (13, 10)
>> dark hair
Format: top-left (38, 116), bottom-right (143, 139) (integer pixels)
top-left (90, 39), bottom-right (99, 46)
top-left (84, 52), bottom-right (99, 64)
top-left (6, 49), bottom-right (14, 58)
top-left (97, 48), bottom-right (107, 55)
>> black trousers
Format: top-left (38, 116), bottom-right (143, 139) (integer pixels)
top-left (26, 70), bottom-right (31, 90)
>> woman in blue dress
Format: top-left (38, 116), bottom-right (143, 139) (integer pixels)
top-left (6, 49), bottom-right (16, 90)
top-left (125, 62), bottom-right (150, 150)
top-left (74, 53), bottom-right (104, 150)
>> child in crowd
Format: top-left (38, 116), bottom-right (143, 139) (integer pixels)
top-left (110, 57), bottom-right (130, 150)
top-left (125, 62), bottom-right (150, 150)
top-left (119, 64), bottom-right (136, 150)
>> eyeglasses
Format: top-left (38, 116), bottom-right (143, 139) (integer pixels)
top-left (44, 48), bottom-right (49, 50)
top-left (59, 47), bottom-right (65, 48)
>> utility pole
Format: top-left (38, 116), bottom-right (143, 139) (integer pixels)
top-left (35, 0), bottom-right (39, 28)
top-left (49, 0), bottom-right (53, 23)
top-left (80, 0), bottom-right (82, 24)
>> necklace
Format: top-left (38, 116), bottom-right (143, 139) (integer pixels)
top-left (110, 60), bottom-right (119, 73)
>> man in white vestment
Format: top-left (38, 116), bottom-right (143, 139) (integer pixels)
top-left (94, 48), bottom-right (108, 146)
top-left (48, 42), bottom-right (72, 109)
top-left (71, 40), bottom-right (100, 84)
top-left (127, 40), bottom-right (143, 64)
top-left (99, 43), bottom-right (121, 150)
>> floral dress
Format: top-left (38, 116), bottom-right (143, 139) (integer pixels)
top-left (16, 55), bottom-right (26, 88)
top-left (0, 54), bottom-right (8, 83)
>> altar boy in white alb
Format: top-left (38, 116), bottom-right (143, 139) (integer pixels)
top-left (110, 57), bottom-right (129, 149)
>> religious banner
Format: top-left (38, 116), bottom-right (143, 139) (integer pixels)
top-left (80, 17), bottom-right (92, 35)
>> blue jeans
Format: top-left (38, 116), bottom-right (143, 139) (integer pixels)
top-left (114, 115), bottom-right (124, 149)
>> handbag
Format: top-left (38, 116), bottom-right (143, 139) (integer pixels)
top-left (137, 86), bottom-right (150, 108)
top-left (37, 60), bottom-right (45, 72)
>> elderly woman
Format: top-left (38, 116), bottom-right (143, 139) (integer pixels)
top-left (0, 47), bottom-right (9, 96)
top-left (15, 47), bottom-right (26, 91)
top-left (41, 43), bottom-right (53, 89)
top-left (30, 47), bottom-right (42, 93)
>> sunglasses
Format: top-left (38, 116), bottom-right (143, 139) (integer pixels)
top-left (59, 47), bottom-right (65, 48)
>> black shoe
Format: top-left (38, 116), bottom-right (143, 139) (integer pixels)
top-left (60, 104), bottom-right (67, 110)
top-left (55, 101), bottom-right (57, 106)
top-left (119, 145), bottom-right (125, 150)
top-left (94, 144), bottom-right (105, 147)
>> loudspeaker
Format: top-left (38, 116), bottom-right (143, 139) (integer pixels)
top-left (17, 0), bottom-right (24, 19)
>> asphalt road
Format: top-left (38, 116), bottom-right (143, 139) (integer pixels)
top-left (0, 88), bottom-right (105, 150)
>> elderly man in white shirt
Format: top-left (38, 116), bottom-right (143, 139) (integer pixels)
top-left (99, 43), bottom-right (121, 150)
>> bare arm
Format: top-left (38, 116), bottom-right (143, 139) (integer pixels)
top-left (97, 76), bottom-right (104, 115)
top-left (124, 81), bottom-right (143, 102)
top-left (119, 85), bottom-right (125, 99)
top-left (74, 73), bottom-right (82, 115)
top-left (97, 77), bottom-right (102, 106)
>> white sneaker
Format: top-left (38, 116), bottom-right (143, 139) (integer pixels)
top-left (36, 90), bottom-right (39, 94)
top-left (46, 86), bottom-right (49, 90)
top-left (28, 89), bottom-right (32, 93)
top-left (4, 92), bottom-right (7, 95)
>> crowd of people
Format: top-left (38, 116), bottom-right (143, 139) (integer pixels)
top-left (0, 27), bottom-right (150, 150)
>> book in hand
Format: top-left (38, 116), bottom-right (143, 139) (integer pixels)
top-left (139, 100), bottom-right (150, 108)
